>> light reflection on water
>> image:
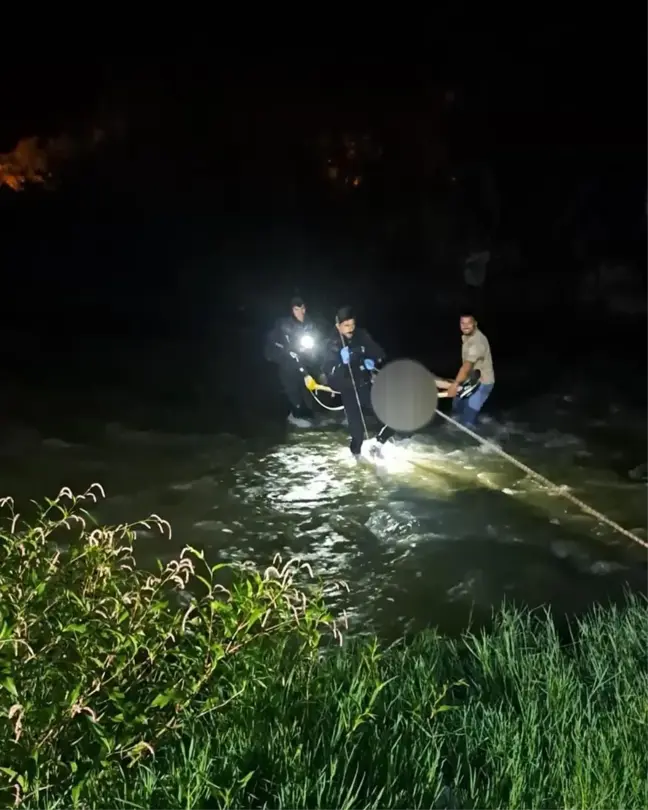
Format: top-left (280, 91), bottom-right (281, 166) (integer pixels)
top-left (0, 392), bottom-right (645, 636)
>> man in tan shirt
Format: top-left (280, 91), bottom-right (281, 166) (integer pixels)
top-left (436, 314), bottom-right (495, 428)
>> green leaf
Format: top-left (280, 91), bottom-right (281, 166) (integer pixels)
top-left (71, 780), bottom-right (83, 805)
top-left (1, 677), bottom-right (17, 697)
top-left (150, 692), bottom-right (174, 709)
top-left (68, 684), bottom-right (82, 707)
top-left (64, 624), bottom-right (88, 634)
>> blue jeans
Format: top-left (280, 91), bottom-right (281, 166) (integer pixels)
top-left (452, 383), bottom-right (494, 428)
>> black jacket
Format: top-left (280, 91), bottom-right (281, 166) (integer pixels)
top-left (324, 327), bottom-right (386, 390)
top-left (264, 315), bottom-right (325, 370)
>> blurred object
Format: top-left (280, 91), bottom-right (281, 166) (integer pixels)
top-left (579, 261), bottom-right (646, 316)
top-left (318, 131), bottom-right (381, 191)
top-left (0, 137), bottom-right (50, 190)
top-left (0, 124), bottom-right (115, 192)
top-left (464, 249), bottom-right (491, 287)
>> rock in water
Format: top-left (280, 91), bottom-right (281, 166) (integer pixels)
top-left (628, 463), bottom-right (647, 482)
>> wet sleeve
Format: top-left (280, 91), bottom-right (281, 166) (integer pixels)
top-left (323, 341), bottom-right (344, 387)
top-left (264, 321), bottom-right (289, 364)
top-left (362, 330), bottom-right (386, 363)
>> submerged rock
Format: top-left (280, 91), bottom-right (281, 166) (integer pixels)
top-left (628, 463), bottom-right (647, 482)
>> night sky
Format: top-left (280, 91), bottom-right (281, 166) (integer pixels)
top-left (1, 23), bottom-right (645, 366)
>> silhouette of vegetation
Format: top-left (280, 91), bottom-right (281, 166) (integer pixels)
top-left (1, 486), bottom-right (645, 808)
top-left (0, 129), bottom-right (107, 191)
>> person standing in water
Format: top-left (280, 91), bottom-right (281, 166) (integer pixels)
top-left (437, 313), bottom-right (495, 428)
top-left (324, 305), bottom-right (394, 457)
top-left (264, 296), bottom-right (324, 428)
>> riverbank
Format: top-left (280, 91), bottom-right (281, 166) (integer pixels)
top-left (1, 488), bottom-right (645, 809)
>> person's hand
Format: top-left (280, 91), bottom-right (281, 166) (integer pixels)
top-left (447, 382), bottom-right (459, 398)
top-left (340, 346), bottom-right (350, 364)
top-left (363, 358), bottom-right (376, 371)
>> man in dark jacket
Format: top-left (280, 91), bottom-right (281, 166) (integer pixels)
top-left (264, 296), bottom-right (325, 428)
top-left (323, 305), bottom-right (395, 457)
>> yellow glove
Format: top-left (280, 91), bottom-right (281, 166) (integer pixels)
top-left (304, 375), bottom-right (338, 396)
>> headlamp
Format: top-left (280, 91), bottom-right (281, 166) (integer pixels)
top-left (300, 334), bottom-right (315, 351)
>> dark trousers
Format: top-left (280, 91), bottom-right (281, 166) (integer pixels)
top-left (341, 382), bottom-right (394, 455)
top-left (278, 362), bottom-right (312, 418)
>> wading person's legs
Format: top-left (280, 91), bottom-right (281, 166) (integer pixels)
top-left (341, 389), bottom-right (366, 455)
top-left (459, 383), bottom-right (494, 428)
top-left (356, 382), bottom-right (395, 445)
top-left (278, 363), bottom-right (312, 422)
top-left (452, 394), bottom-right (467, 423)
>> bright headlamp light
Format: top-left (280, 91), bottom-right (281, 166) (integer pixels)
top-left (300, 334), bottom-right (316, 351)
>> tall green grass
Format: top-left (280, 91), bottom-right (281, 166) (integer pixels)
top-left (0, 486), bottom-right (646, 809)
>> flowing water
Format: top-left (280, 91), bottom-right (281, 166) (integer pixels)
top-left (1, 332), bottom-right (646, 638)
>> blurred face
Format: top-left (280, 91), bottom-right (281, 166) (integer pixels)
top-left (337, 318), bottom-right (356, 339)
top-left (292, 304), bottom-right (306, 322)
top-left (460, 315), bottom-right (476, 336)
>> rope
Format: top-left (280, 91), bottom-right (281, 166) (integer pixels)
top-left (433, 408), bottom-right (648, 550)
top-left (310, 389), bottom-right (345, 412)
top-left (339, 333), bottom-right (370, 442)
top-left (293, 357), bottom-right (345, 413)
top-left (299, 359), bottom-right (646, 550)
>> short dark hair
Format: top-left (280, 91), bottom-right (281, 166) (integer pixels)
top-left (335, 305), bottom-right (355, 324)
top-left (460, 312), bottom-right (476, 321)
top-left (290, 296), bottom-right (305, 309)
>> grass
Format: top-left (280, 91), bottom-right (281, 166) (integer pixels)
top-left (0, 486), bottom-right (646, 809)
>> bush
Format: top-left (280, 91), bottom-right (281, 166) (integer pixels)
top-left (0, 486), bottom-right (340, 808)
top-left (0, 487), bottom-right (646, 809)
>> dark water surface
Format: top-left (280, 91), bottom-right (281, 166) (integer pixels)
top-left (1, 326), bottom-right (645, 638)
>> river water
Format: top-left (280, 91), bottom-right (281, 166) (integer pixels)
top-left (1, 329), bottom-right (646, 638)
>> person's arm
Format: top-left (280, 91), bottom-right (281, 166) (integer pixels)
top-left (264, 320), bottom-right (298, 365)
top-left (361, 329), bottom-right (386, 365)
top-left (447, 344), bottom-right (480, 397)
top-left (264, 323), bottom-right (286, 364)
top-left (447, 362), bottom-right (473, 397)
top-left (324, 341), bottom-right (345, 389)
top-left (454, 361), bottom-right (474, 384)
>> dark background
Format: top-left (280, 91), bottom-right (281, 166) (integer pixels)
top-left (1, 27), bottom-right (646, 435)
